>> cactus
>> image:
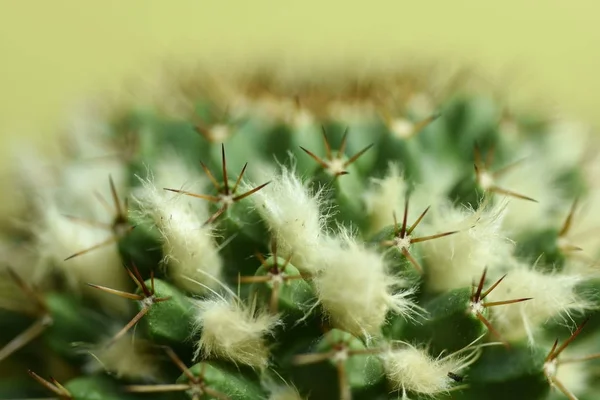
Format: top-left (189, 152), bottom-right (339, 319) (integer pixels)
top-left (3, 65), bottom-right (600, 400)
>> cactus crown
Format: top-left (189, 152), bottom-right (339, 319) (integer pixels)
top-left (2, 64), bottom-right (600, 400)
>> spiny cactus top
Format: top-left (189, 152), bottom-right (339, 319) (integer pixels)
top-left (2, 65), bottom-right (600, 400)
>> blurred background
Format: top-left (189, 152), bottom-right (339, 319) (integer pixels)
top-left (0, 0), bottom-right (598, 213)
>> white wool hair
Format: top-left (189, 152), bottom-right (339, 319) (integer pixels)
top-left (9, 100), bottom-right (127, 222)
top-left (312, 228), bottom-right (420, 338)
top-left (420, 199), bottom-right (513, 293)
top-left (62, 98), bottom-right (118, 159)
top-left (85, 333), bottom-right (160, 381)
top-left (554, 363), bottom-right (588, 398)
top-left (58, 159), bottom-right (128, 218)
top-left (553, 355), bottom-right (589, 397)
top-left (15, 146), bottom-right (122, 220)
top-left (36, 201), bottom-right (130, 313)
top-left (542, 117), bottom-right (593, 172)
top-left (192, 297), bottom-right (280, 370)
top-left (487, 261), bottom-right (594, 344)
top-left (250, 165), bottom-right (330, 273)
top-left (57, 100), bottom-right (129, 216)
top-left (362, 163), bottom-right (426, 235)
top-left (550, 332), bottom-right (599, 396)
top-left (389, 118), bottom-right (416, 139)
top-left (147, 153), bottom-right (210, 215)
top-left (495, 154), bottom-right (564, 235)
top-left (134, 166), bottom-right (223, 295)
top-left (381, 343), bottom-right (479, 396)
top-left (406, 92), bottom-right (435, 118)
top-left (10, 144), bottom-right (60, 203)
top-left (265, 382), bottom-right (305, 400)
top-left (417, 152), bottom-right (462, 200)
top-left (14, 137), bottom-right (127, 231)
top-left (245, 158), bottom-right (279, 191)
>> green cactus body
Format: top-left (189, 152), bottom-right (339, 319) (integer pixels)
top-left (176, 361), bottom-right (267, 400)
top-left (43, 293), bottom-right (111, 360)
top-left (64, 375), bottom-right (143, 400)
top-left (249, 255), bottom-right (315, 317)
top-left (137, 278), bottom-right (195, 346)
top-left (455, 344), bottom-right (550, 400)
top-left (3, 65), bottom-right (600, 400)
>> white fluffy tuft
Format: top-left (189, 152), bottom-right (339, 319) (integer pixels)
top-left (552, 357), bottom-right (589, 397)
top-left (265, 382), bottom-right (305, 400)
top-left (381, 342), bottom-right (479, 397)
top-left (134, 157), bottom-right (223, 294)
top-left (543, 117), bottom-right (594, 172)
top-left (363, 163), bottom-right (421, 235)
top-left (312, 228), bottom-right (420, 338)
top-left (52, 100), bottom-right (129, 218)
top-left (36, 200), bottom-right (129, 313)
top-left (192, 296), bottom-right (280, 370)
top-left (487, 261), bottom-right (594, 344)
top-left (250, 165), bottom-right (330, 273)
top-left (59, 159), bottom-right (128, 217)
top-left (83, 333), bottom-right (160, 381)
top-left (495, 155), bottom-right (565, 235)
top-left (62, 98), bottom-right (119, 159)
top-left (420, 200), bottom-right (513, 293)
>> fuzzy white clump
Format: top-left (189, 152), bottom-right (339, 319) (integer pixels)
top-left (495, 154), bottom-right (564, 235)
top-left (84, 333), bottom-right (160, 381)
top-left (487, 261), bottom-right (594, 344)
top-left (250, 165), bottom-right (330, 273)
top-left (312, 228), bottom-right (420, 338)
top-left (363, 163), bottom-right (422, 235)
top-left (542, 117), bottom-right (593, 172)
top-left (417, 151), bottom-right (462, 199)
top-left (10, 144), bottom-right (60, 206)
top-left (148, 153), bottom-right (210, 216)
top-left (55, 100), bottom-right (129, 217)
top-left (419, 199), bottom-right (513, 293)
top-left (20, 119), bottom-right (130, 313)
top-left (11, 110), bottom-right (128, 232)
top-left (36, 201), bottom-right (129, 313)
top-left (245, 158), bottom-right (280, 188)
top-left (551, 356), bottom-right (589, 397)
top-left (62, 99), bottom-right (119, 159)
top-left (134, 160), bottom-right (223, 295)
top-left (547, 331), bottom-right (600, 397)
top-left (265, 382), bottom-right (305, 400)
top-left (406, 92), bottom-right (435, 118)
top-left (381, 343), bottom-right (479, 397)
top-left (192, 296), bottom-right (280, 370)
top-left (58, 159), bottom-right (128, 218)
top-left (389, 118), bottom-right (415, 139)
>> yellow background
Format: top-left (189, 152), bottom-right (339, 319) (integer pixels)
top-left (0, 1), bottom-right (598, 173)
